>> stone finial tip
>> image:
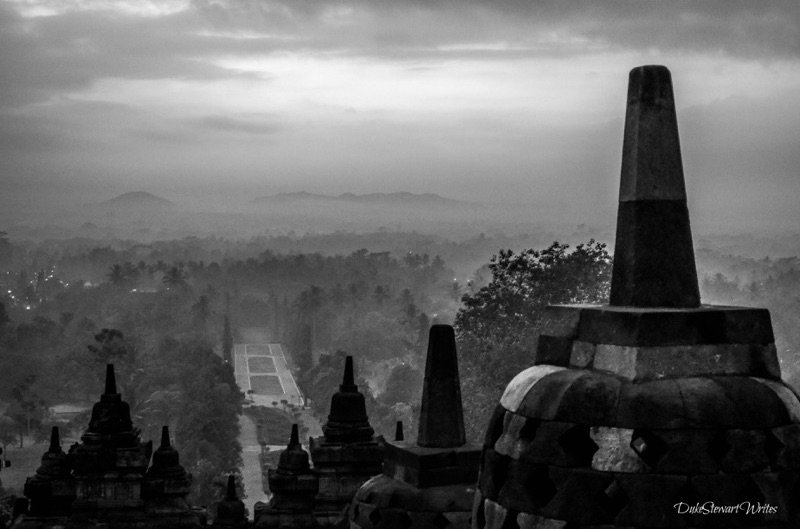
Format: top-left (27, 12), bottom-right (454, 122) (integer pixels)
top-left (342, 355), bottom-right (355, 388)
top-left (48, 426), bottom-right (61, 453)
top-left (225, 475), bottom-right (237, 501)
top-left (104, 363), bottom-right (117, 395)
top-left (628, 65), bottom-right (674, 106)
top-left (160, 425), bottom-right (171, 449)
top-left (289, 424), bottom-right (300, 448)
top-left (418, 324), bottom-right (466, 448)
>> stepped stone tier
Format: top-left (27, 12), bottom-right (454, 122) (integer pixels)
top-left (254, 424), bottom-right (319, 529)
top-left (351, 325), bottom-right (480, 529)
top-left (12, 364), bottom-right (203, 529)
top-left (473, 65), bottom-right (800, 529)
top-left (309, 356), bottom-right (385, 528)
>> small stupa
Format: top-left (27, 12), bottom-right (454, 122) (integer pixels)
top-left (213, 475), bottom-right (249, 528)
top-left (68, 363), bottom-right (153, 523)
top-left (22, 427), bottom-right (75, 517)
top-left (351, 325), bottom-right (480, 529)
top-left (309, 356), bottom-right (385, 527)
top-left (254, 424), bottom-right (318, 529)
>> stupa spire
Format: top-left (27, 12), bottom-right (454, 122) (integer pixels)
top-left (160, 425), bottom-right (171, 449)
top-left (417, 324), bottom-right (465, 448)
top-left (48, 426), bottom-right (62, 454)
top-left (610, 64), bottom-right (700, 308)
top-left (288, 423), bottom-right (300, 449)
top-left (225, 474), bottom-right (237, 501)
top-left (104, 363), bottom-right (118, 395)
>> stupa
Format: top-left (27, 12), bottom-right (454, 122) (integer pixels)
top-left (309, 356), bottom-right (385, 527)
top-left (472, 65), bottom-right (800, 528)
top-left (254, 424), bottom-right (318, 529)
top-left (351, 324), bottom-right (480, 529)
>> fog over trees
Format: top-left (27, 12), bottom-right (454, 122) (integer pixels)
top-left (1, 224), bottom-right (799, 512)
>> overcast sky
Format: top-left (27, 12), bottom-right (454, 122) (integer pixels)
top-left (1, 0), bottom-right (799, 230)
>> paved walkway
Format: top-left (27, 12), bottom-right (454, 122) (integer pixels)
top-left (238, 413), bottom-right (268, 517)
top-left (234, 343), bottom-right (304, 407)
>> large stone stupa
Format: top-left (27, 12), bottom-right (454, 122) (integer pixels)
top-left (472, 65), bottom-right (800, 528)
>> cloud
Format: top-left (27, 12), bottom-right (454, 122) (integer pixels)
top-left (2, 0), bottom-right (799, 111)
top-left (191, 114), bottom-right (283, 135)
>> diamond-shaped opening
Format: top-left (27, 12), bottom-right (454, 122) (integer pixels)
top-left (432, 513), bottom-right (450, 529)
top-left (500, 508), bottom-right (520, 529)
top-left (474, 498), bottom-right (487, 529)
top-left (629, 429), bottom-right (668, 468)
top-left (742, 477), bottom-right (766, 506)
top-left (523, 465), bottom-right (557, 508)
top-left (707, 430), bottom-right (730, 465)
top-left (368, 507), bottom-right (382, 526)
top-left (672, 480), bottom-right (699, 509)
top-left (764, 430), bottom-right (785, 466)
top-left (601, 480), bottom-right (629, 519)
top-left (519, 419), bottom-right (540, 440)
top-left (558, 424), bottom-right (599, 466)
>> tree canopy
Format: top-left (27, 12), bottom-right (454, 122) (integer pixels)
top-left (455, 240), bottom-right (612, 441)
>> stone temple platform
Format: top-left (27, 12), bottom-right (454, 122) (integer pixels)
top-left (472, 65), bottom-right (800, 528)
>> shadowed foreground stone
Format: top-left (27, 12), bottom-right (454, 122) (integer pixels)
top-left (473, 66), bottom-right (800, 529)
top-left (352, 325), bottom-right (479, 529)
top-left (13, 365), bottom-right (204, 529)
top-left (23, 427), bottom-right (74, 517)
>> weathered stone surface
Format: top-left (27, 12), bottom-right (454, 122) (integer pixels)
top-left (483, 406), bottom-right (508, 449)
top-left (515, 512), bottom-right (567, 529)
top-left (499, 366), bottom-right (566, 413)
top-left (617, 65), bottom-right (687, 203)
top-left (569, 341), bottom-right (595, 368)
top-left (482, 499), bottom-right (508, 529)
top-left (513, 369), bottom-right (587, 421)
top-left (751, 471), bottom-right (799, 525)
top-left (614, 473), bottom-right (687, 528)
top-left (550, 372), bottom-right (622, 425)
top-left (542, 467), bottom-right (617, 524)
top-left (648, 429), bottom-right (721, 474)
top-left (750, 378), bottom-right (800, 423)
top-left (537, 305), bottom-right (775, 349)
top-left (610, 65), bottom-right (699, 308)
top-left (770, 424), bottom-right (800, 470)
top-left (418, 325), bottom-right (466, 448)
top-left (478, 449), bottom-right (510, 501)
top-left (591, 343), bottom-right (780, 381)
top-left (309, 436), bottom-right (384, 468)
top-left (533, 336), bottom-right (573, 367)
top-left (610, 200), bottom-right (700, 308)
top-left (497, 460), bottom-right (556, 514)
top-left (354, 474), bottom-right (475, 514)
top-left (589, 427), bottom-right (647, 473)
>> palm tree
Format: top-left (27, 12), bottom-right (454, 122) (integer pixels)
top-left (162, 266), bottom-right (187, 290)
top-left (108, 264), bottom-right (126, 286)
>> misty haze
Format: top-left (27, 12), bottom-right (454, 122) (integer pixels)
top-left (2, 1), bottom-right (800, 528)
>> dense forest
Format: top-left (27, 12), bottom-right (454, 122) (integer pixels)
top-left (1, 228), bottom-right (799, 506)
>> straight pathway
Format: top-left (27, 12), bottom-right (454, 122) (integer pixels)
top-left (238, 413), bottom-right (268, 517)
